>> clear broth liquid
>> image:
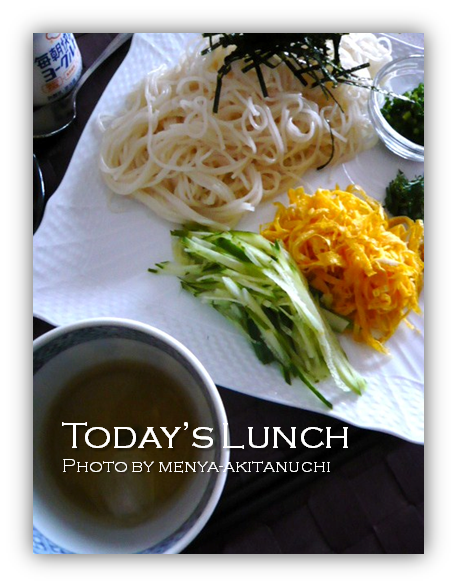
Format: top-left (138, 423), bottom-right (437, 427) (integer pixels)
top-left (43, 359), bottom-right (200, 527)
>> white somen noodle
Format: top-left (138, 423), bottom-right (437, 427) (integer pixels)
top-left (99, 34), bottom-right (392, 229)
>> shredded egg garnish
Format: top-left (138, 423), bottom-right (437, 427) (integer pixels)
top-left (261, 185), bottom-right (424, 353)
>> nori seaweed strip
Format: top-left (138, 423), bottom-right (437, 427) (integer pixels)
top-left (317, 120), bottom-right (336, 171)
top-left (202, 33), bottom-right (371, 114)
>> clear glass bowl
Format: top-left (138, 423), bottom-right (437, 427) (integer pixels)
top-left (368, 54), bottom-right (424, 162)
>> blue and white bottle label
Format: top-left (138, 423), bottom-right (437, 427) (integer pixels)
top-left (33, 33), bottom-right (83, 107)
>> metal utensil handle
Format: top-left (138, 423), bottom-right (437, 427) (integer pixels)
top-left (72, 33), bottom-right (133, 98)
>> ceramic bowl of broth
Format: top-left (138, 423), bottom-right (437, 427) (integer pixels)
top-left (33, 317), bottom-right (230, 554)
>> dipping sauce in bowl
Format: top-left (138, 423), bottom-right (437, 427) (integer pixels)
top-left (33, 318), bottom-right (229, 554)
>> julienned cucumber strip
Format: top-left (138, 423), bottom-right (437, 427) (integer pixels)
top-left (150, 229), bottom-right (367, 409)
top-left (320, 307), bottom-right (351, 334)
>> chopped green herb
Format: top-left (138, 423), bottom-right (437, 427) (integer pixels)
top-left (385, 170), bottom-right (424, 220)
top-left (381, 82), bottom-right (424, 145)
